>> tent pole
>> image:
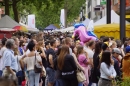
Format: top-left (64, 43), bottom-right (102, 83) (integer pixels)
top-left (106, 0), bottom-right (111, 24)
top-left (120, 0), bottom-right (126, 41)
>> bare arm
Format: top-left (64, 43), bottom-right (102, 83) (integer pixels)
top-left (72, 53), bottom-right (84, 71)
top-left (19, 55), bottom-right (26, 69)
top-left (40, 47), bottom-right (46, 58)
top-left (6, 66), bottom-right (15, 75)
top-left (49, 54), bottom-right (53, 68)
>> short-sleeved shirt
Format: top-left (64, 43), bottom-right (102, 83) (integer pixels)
top-left (84, 46), bottom-right (94, 59)
top-left (3, 49), bottom-right (18, 72)
top-left (0, 47), bottom-right (7, 70)
top-left (78, 54), bottom-right (88, 67)
top-left (46, 48), bottom-right (56, 68)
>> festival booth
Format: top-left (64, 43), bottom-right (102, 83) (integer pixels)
top-left (60, 26), bottom-right (74, 32)
top-left (0, 15), bottom-right (20, 39)
top-left (94, 24), bottom-right (130, 39)
top-left (44, 24), bottom-right (59, 31)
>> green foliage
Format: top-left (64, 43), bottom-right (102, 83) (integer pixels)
top-left (9, 0), bottom-right (86, 29)
top-left (120, 78), bottom-right (130, 86)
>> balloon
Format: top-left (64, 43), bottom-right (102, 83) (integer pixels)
top-left (74, 23), bottom-right (85, 29)
top-left (72, 22), bottom-right (97, 45)
top-left (87, 31), bottom-right (97, 38)
top-left (72, 26), bottom-right (92, 43)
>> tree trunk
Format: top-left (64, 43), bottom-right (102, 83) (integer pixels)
top-left (4, 0), bottom-right (10, 15)
top-left (12, 0), bottom-right (19, 22)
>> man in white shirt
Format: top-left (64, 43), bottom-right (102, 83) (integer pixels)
top-left (84, 40), bottom-right (95, 66)
top-left (0, 38), bottom-right (7, 77)
top-left (84, 40), bottom-right (95, 86)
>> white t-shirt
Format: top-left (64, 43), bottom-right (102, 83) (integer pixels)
top-left (0, 47), bottom-right (7, 70)
top-left (84, 46), bottom-right (94, 59)
top-left (15, 55), bottom-right (22, 71)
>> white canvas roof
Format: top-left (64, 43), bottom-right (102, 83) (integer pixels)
top-left (94, 10), bottom-right (129, 26)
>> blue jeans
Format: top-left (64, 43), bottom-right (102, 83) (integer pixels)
top-left (0, 70), bottom-right (2, 77)
top-left (28, 70), bottom-right (40, 86)
top-left (78, 82), bottom-right (83, 86)
top-left (16, 71), bottom-right (25, 85)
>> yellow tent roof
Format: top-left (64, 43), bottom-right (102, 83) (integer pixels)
top-left (94, 24), bottom-right (130, 39)
top-left (94, 24), bottom-right (130, 32)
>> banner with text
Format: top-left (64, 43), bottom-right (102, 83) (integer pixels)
top-left (28, 15), bottom-right (35, 28)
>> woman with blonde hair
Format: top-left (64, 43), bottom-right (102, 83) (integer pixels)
top-left (36, 40), bottom-right (46, 86)
top-left (57, 45), bottom-right (78, 86)
top-left (14, 46), bottom-right (25, 86)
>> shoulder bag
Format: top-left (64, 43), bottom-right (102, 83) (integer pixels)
top-left (34, 53), bottom-right (42, 73)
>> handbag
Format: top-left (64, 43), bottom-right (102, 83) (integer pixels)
top-left (77, 68), bottom-right (86, 82)
top-left (112, 79), bottom-right (117, 86)
top-left (34, 53), bottom-right (42, 73)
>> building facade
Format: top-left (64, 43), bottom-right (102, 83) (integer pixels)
top-left (86, 0), bottom-right (121, 22)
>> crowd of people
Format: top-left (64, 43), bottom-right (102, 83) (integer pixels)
top-left (0, 31), bottom-right (130, 86)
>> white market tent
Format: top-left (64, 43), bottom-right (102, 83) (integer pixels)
top-left (94, 10), bottom-right (129, 26)
top-left (59, 26), bottom-right (74, 32)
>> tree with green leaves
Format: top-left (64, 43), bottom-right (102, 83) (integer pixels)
top-left (0, 0), bottom-right (86, 29)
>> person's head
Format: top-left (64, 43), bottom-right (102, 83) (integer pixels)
top-left (36, 40), bottom-right (45, 50)
top-left (88, 40), bottom-right (95, 49)
top-left (70, 45), bottom-right (77, 54)
top-left (112, 48), bottom-right (121, 58)
top-left (100, 36), bottom-right (105, 42)
top-left (19, 36), bottom-right (23, 41)
top-left (57, 45), bottom-right (69, 70)
top-left (75, 41), bottom-right (80, 47)
top-left (27, 40), bottom-right (35, 51)
top-left (101, 51), bottom-right (112, 67)
top-left (76, 45), bottom-right (84, 57)
top-left (109, 37), bottom-right (114, 41)
top-left (61, 39), bottom-right (65, 45)
top-left (56, 45), bottom-right (62, 56)
top-left (23, 36), bottom-right (28, 43)
top-left (115, 40), bottom-right (122, 48)
top-left (6, 39), bottom-right (15, 49)
top-left (1, 37), bottom-right (7, 46)
top-left (11, 36), bottom-right (19, 47)
top-left (56, 39), bottom-right (60, 47)
top-left (103, 37), bottom-right (109, 42)
top-left (32, 39), bottom-right (38, 45)
top-left (109, 41), bottom-right (117, 52)
top-left (95, 42), bottom-right (102, 54)
top-left (13, 46), bottom-right (19, 56)
top-left (45, 41), bottom-right (50, 50)
top-left (65, 37), bottom-right (73, 46)
top-left (125, 46), bottom-right (130, 53)
top-left (49, 39), bottom-right (57, 48)
top-left (101, 42), bottom-right (109, 51)
top-left (19, 40), bottom-right (25, 47)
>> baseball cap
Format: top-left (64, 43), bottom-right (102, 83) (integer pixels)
top-left (126, 46), bottom-right (130, 53)
top-left (112, 48), bottom-right (121, 54)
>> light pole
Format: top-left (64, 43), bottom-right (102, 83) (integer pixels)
top-left (120, 0), bottom-right (126, 41)
top-left (106, 0), bottom-right (111, 24)
top-left (80, 7), bottom-right (83, 22)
